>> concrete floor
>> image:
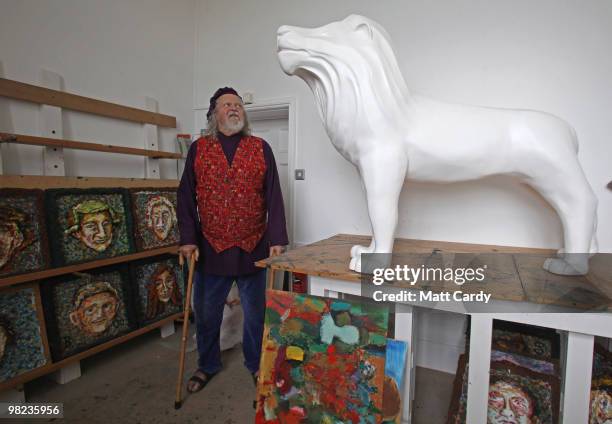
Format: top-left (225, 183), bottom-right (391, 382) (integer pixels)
top-left (19, 324), bottom-right (455, 423)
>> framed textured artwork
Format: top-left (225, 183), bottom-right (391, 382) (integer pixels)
top-left (383, 339), bottom-right (408, 424)
top-left (41, 265), bottom-right (135, 361)
top-left (590, 387), bottom-right (612, 424)
top-left (491, 321), bottom-right (559, 361)
top-left (129, 188), bottom-right (178, 251)
top-left (590, 345), bottom-right (612, 423)
top-left (0, 284), bottom-right (50, 384)
top-left (129, 254), bottom-right (184, 326)
top-left (592, 344), bottom-right (612, 388)
top-left (0, 189), bottom-right (50, 278)
top-left (45, 188), bottom-right (134, 267)
top-left (255, 290), bottom-right (389, 423)
top-left (447, 356), bottom-right (560, 424)
top-left (491, 350), bottom-right (557, 376)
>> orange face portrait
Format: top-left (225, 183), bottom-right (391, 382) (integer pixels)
top-left (70, 289), bottom-right (119, 335)
top-left (73, 211), bottom-right (114, 252)
top-left (154, 269), bottom-right (176, 303)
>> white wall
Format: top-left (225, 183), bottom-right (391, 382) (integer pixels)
top-left (193, 0), bottom-right (612, 252)
top-left (0, 0), bottom-right (196, 179)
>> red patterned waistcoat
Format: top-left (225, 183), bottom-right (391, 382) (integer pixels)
top-left (194, 135), bottom-right (267, 253)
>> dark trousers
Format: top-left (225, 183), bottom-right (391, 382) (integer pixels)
top-left (192, 268), bottom-right (266, 374)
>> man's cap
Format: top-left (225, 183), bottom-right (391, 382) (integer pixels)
top-left (207, 87), bottom-right (241, 119)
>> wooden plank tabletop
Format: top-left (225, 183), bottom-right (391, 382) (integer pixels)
top-left (257, 234), bottom-right (611, 310)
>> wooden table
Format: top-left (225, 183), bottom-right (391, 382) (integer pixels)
top-left (257, 234), bottom-right (612, 424)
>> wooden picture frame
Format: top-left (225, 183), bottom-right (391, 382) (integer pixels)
top-left (128, 188), bottom-right (179, 251)
top-left (41, 264), bottom-right (136, 361)
top-left (129, 254), bottom-right (184, 326)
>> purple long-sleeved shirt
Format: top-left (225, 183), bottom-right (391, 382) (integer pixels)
top-left (177, 132), bottom-right (288, 276)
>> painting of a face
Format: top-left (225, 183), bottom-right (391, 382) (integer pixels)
top-left (488, 381), bottom-right (534, 424)
top-left (131, 191), bottom-right (178, 251)
top-left (154, 269), bottom-right (175, 303)
top-left (149, 203), bottom-right (173, 241)
top-left (70, 289), bottom-right (118, 335)
top-left (0, 222), bottom-right (25, 269)
top-left (73, 211), bottom-right (113, 252)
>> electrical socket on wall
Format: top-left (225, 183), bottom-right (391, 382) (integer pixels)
top-left (295, 169), bottom-right (305, 180)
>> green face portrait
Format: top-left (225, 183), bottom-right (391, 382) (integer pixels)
top-left (73, 211), bottom-right (113, 252)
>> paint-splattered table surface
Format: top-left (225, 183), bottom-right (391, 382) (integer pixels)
top-left (256, 234), bottom-right (611, 311)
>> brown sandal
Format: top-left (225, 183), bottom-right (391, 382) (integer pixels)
top-left (187, 371), bottom-right (217, 393)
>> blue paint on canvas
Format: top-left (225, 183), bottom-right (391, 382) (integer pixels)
top-left (385, 339), bottom-right (408, 389)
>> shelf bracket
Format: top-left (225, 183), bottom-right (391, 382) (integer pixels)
top-left (144, 96), bottom-right (160, 179)
top-left (40, 69), bottom-right (66, 176)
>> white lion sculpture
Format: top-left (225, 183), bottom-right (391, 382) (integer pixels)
top-left (277, 14), bottom-right (598, 275)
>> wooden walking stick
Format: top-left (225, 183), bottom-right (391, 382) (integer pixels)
top-left (174, 252), bottom-right (196, 410)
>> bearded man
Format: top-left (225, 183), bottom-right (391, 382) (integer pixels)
top-left (177, 87), bottom-right (288, 393)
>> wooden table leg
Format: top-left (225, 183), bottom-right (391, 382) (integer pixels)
top-left (266, 267), bottom-right (276, 290)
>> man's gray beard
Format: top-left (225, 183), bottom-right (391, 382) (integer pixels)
top-left (220, 118), bottom-right (244, 135)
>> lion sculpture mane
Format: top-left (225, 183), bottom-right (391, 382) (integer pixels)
top-left (277, 15), bottom-right (598, 275)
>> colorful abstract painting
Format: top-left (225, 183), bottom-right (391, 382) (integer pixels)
top-left (383, 339), bottom-right (408, 424)
top-left (45, 188), bottom-right (134, 266)
top-left (0, 189), bottom-right (50, 278)
top-left (129, 188), bottom-right (179, 251)
top-left (0, 285), bottom-right (49, 383)
top-left (130, 254), bottom-right (184, 326)
top-left (256, 290), bottom-right (389, 423)
top-left (42, 265), bottom-right (135, 360)
top-left (447, 356), bottom-right (560, 424)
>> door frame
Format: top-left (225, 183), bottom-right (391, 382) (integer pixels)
top-left (193, 96), bottom-right (298, 247)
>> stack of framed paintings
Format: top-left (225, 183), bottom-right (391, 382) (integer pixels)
top-left (448, 321), bottom-right (561, 423)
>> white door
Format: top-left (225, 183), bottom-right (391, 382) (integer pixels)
top-left (250, 118), bottom-right (292, 245)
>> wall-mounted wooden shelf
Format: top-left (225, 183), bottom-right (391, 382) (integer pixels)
top-left (0, 77), bottom-right (176, 127)
top-left (0, 175), bottom-right (179, 189)
top-left (0, 133), bottom-right (182, 159)
top-left (0, 246), bottom-right (179, 288)
top-left (0, 312), bottom-right (181, 392)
